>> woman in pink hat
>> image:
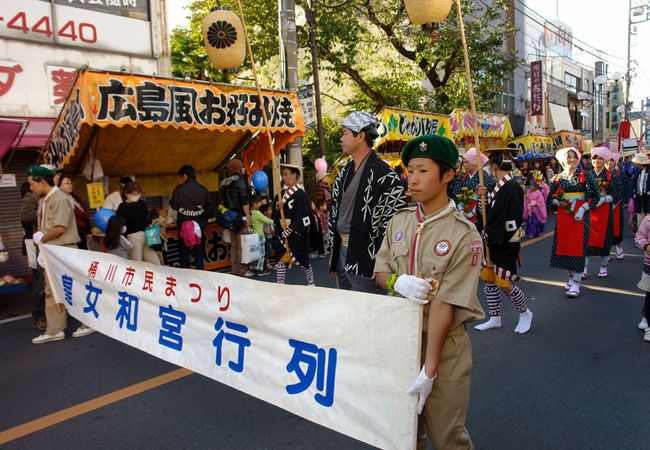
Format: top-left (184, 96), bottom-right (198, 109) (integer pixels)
top-left (583, 147), bottom-right (615, 278)
top-left (451, 147), bottom-right (496, 227)
top-left (548, 147), bottom-right (599, 297)
top-left (607, 152), bottom-right (626, 259)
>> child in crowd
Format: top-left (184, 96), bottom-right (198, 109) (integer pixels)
top-left (249, 195), bottom-right (275, 276)
top-left (260, 204), bottom-right (275, 270)
top-left (523, 170), bottom-right (548, 238)
top-left (104, 215), bottom-right (133, 259)
top-left (316, 199), bottom-right (329, 255)
top-left (633, 215), bottom-right (650, 342)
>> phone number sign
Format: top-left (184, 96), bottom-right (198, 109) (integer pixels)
top-left (0, 0), bottom-right (152, 56)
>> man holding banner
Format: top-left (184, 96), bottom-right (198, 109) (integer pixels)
top-left (374, 135), bottom-right (484, 450)
top-left (27, 165), bottom-right (95, 344)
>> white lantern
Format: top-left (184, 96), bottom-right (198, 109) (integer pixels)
top-left (403, 0), bottom-right (453, 27)
top-left (202, 7), bottom-right (246, 72)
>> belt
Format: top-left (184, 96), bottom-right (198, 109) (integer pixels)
top-left (339, 233), bottom-right (350, 247)
top-left (564, 192), bottom-right (586, 200)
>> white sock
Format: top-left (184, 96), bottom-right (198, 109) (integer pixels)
top-left (515, 309), bottom-right (533, 334)
top-left (475, 316), bottom-right (502, 331)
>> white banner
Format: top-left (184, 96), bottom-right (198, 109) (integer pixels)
top-left (40, 245), bottom-right (421, 449)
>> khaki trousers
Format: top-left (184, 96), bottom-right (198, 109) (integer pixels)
top-left (229, 230), bottom-right (247, 276)
top-left (43, 243), bottom-right (80, 335)
top-left (417, 328), bottom-right (474, 450)
top-left (127, 231), bottom-right (161, 265)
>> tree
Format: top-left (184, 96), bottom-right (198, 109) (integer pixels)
top-left (171, 0), bottom-right (520, 115)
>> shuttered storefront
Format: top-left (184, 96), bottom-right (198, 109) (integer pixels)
top-left (0, 150), bottom-right (37, 277)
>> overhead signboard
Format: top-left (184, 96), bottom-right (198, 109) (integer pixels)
top-left (0, 0), bottom-right (152, 56)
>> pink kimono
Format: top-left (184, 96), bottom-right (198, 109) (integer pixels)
top-left (524, 188), bottom-right (547, 237)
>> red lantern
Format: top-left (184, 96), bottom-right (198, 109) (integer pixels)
top-left (202, 7), bottom-right (246, 72)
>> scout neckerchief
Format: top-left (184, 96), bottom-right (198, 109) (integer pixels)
top-left (409, 200), bottom-right (457, 275)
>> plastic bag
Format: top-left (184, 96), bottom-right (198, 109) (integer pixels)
top-left (145, 223), bottom-right (163, 247)
top-left (240, 232), bottom-right (261, 264)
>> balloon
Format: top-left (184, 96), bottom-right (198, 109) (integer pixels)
top-left (252, 170), bottom-right (268, 191)
top-left (314, 157), bottom-right (328, 173)
top-left (94, 208), bottom-right (116, 233)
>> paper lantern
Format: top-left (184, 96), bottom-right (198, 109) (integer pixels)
top-left (403, 0), bottom-right (453, 27)
top-left (202, 7), bottom-right (246, 72)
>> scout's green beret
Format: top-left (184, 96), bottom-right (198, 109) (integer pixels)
top-left (26, 165), bottom-right (55, 177)
top-left (401, 134), bottom-right (459, 168)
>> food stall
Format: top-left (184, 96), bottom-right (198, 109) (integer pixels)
top-left (509, 135), bottom-right (556, 161)
top-left (449, 108), bottom-right (514, 153)
top-left (41, 69), bottom-right (305, 270)
top-left (552, 130), bottom-right (589, 155)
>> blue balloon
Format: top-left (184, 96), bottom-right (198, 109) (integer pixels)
top-left (94, 208), bottom-right (116, 233)
top-left (252, 170), bottom-right (268, 191)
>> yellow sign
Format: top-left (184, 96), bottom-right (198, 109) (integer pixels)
top-left (450, 109), bottom-right (514, 142)
top-left (509, 135), bottom-right (556, 160)
top-left (376, 107), bottom-right (452, 149)
top-left (86, 183), bottom-right (105, 209)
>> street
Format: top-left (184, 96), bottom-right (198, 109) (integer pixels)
top-left (1, 215), bottom-right (649, 449)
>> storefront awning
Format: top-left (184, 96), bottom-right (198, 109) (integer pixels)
top-left (547, 103), bottom-right (574, 133)
top-left (0, 118), bottom-right (26, 160)
top-left (41, 69), bottom-right (305, 186)
top-left (450, 109), bottom-right (514, 144)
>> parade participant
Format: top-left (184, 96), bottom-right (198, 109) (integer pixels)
top-left (20, 178), bottom-right (45, 331)
top-left (452, 147), bottom-right (496, 227)
top-left (548, 147), bottom-right (599, 297)
top-left (631, 152), bottom-right (650, 226)
top-left (474, 150), bottom-right (533, 333)
top-left (374, 134), bottom-right (484, 449)
top-left (523, 170), bottom-right (547, 238)
top-left (634, 215), bottom-right (650, 342)
top-left (220, 159), bottom-right (252, 277)
top-left (170, 165), bottom-right (214, 270)
top-left (27, 165), bottom-right (95, 344)
top-left (607, 153), bottom-right (625, 259)
top-left (103, 176), bottom-right (133, 211)
top-left (328, 111), bottom-right (405, 293)
top-left (116, 181), bottom-right (161, 265)
top-left (275, 165), bottom-right (315, 286)
top-left (583, 147), bottom-right (615, 278)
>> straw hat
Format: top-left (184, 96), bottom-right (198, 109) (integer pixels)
top-left (632, 152), bottom-right (650, 165)
top-left (315, 170), bottom-right (329, 182)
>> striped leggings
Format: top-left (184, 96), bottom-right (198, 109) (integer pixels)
top-left (276, 262), bottom-right (315, 285)
top-left (484, 283), bottom-right (527, 316)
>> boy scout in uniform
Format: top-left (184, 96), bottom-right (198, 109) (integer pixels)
top-left (27, 165), bottom-right (94, 344)
top-left (374, 135), bottom-right (485, 450)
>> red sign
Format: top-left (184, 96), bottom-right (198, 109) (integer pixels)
top-left (531, 61), bottom-right (543, 116)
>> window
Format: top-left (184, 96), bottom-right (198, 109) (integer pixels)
top-left (497, 77), bottom-right (515, 114)
top-left (565, 73), bottom-right (579, 94)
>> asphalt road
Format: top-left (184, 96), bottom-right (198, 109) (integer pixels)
top-left (1, 215), bottom-right (649, 449)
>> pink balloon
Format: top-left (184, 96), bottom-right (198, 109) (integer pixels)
top-left (314, 157), bottom-right (328, 172)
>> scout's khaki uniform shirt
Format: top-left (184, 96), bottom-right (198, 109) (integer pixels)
top-left (38, 187), bottom-right (80, 246)
top-left (374, 200), bottom-right (484, 450)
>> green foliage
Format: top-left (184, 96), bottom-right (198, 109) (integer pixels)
top-left (170, 0), bottom-right (521, 127)
top-left (301, 116), bottom-right (345, 169)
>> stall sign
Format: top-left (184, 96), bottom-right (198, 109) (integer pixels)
top-left (510, 135), bottom-right (556, 161)
top-left (40, 244), bottom-right (421, 449)
top-left (553, 131), bottom-right (584, 153)
top-left (86, 182), bottom-right (104, 208)
top-left (450, 109), bottom-right (514, 142)
top-left (0, 174), bottom-right (17, 187)
top-left (376, 107), bottom-right (452, 149)
top-left (43, 71), bottom-right (305, 168)
top-left (298, 85), bottom-right (316, 130)
top-left (610, 81), bottom-right (622, 135)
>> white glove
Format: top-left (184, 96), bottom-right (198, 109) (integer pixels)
top-left (596, 197), bottom-right (605, 207)
top-left (33, 231), bottom-right (44, 245)
top-left (604, 195), bottom-right (613, 203)
top-left (37, 252), bottom-right (45, 268)
top-left (552, 199), bottom-right (559, 207)
top-left (394, 275), bottom-right (432, 305)
top-left (574, 204), bottom-right (588, 221)
top-left (406, 365), bottom-right (436, 414)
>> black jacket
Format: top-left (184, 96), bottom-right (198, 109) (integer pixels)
top-left (220, 175), bottom-right (249, 215)
top-left (170, 179), bottom-right (214, 228)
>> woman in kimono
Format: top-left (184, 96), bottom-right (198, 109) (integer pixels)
top-left (452, 148), bottom-right (496, 228)
top-left (548, 147), bottom-right (599, 297)
top-left (275, 165), bottom-right (315, 286)
top-left (607, 152), bottom-right (626, 259)
top-left (583, 147), bottom-right (615, 278)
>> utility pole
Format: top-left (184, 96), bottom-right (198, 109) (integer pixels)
top-left (306, 0), bottom-right (325, 157)
top-left (279, 0), bottom-right (303, 169)
top-left (625, 0), bottom-right (632, 121)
